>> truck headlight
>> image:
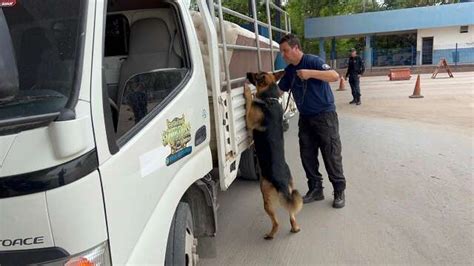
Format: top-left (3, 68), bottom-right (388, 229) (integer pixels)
top-left (41, 241), bottom-right (111, 266)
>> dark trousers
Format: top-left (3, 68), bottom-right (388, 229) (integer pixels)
top-left (349, 75), bottom-right (361, 100)
top-left (298, 112), bottom-right (346, 192)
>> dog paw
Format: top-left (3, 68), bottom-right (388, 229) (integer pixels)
top-left (290, 228), bottom-right (301, 234)
top-left (264, 234), bottom-right (274, 240)
top-left (243, 84), bottom-right (252, 100)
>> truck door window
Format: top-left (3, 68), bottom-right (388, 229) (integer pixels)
top-left (102, 2), bottom-right (190, 144)
top-left (115, 68), bottom-right (188, 139)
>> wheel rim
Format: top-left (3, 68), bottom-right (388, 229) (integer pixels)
top-left (184, 227), bottom-right (198, 265)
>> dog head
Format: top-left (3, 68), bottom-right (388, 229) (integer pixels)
top-left (246, 71), bottom-right (285, 99)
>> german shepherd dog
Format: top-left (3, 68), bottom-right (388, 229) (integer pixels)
top-left (244, 71), bottom-right (303, 240)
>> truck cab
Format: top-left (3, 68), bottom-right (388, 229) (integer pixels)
top-left (0, 0), bottom-right (292, 264)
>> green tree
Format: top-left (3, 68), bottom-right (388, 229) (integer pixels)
top-left (382, 0), bottom-right (459, 9)
top-left (286, 0), bottom-right (459, 59)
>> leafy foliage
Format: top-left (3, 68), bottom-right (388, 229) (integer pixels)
top-left (286, 0), bottom-right (459, 57)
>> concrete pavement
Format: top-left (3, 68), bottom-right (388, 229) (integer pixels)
top-left (201, 74), bottom-right (473, 265)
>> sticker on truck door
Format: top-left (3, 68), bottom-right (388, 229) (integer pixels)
top-left (162, 114), bottom-right (192, 166)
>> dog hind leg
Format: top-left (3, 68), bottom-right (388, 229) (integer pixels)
top-left (286, 183), bottom-right (303, 234)
top-left (289, 212), bottom-right (300, 233)
top-left (263, 199), bottom-right (279, 240)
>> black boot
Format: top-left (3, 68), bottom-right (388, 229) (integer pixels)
top-left (349, 99), bottom-right (356, 104)
top-left (303, 187), bottom-right (324, 204)
top-left (333, 190), bottom-right (345, 208)
top-left (356, 97), bottom-right (361, 105)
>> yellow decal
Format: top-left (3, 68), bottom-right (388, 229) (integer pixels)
top-left (162, 115), bottom-right (192, 165)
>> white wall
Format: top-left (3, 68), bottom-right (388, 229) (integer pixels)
top-left (417, 25), bottom-right (474, 51)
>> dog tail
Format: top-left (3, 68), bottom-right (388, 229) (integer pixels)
top-left (281, 189), bottom-right (303, 214)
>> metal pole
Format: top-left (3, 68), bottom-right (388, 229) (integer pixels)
top-left (252, 0), bottom-right (262, 71)
top-left (208, 0), bottom-right (216, 23)
top-left (216, 0), bottom-right (238, 154)
top-left (275, 0), bottom-right (281, 41)
top-left (455, 43), bottom-right (458, 66)
top-left (248, 0), bottom-right (253, 25)
top-left (288, 16), bottom-right (291, 32)
top-left (372, 48), bottom-right (374, 70)
top-left (266, 0), bottom-right (274, 71)
top-left (216, 0), bottom-right (231, 93)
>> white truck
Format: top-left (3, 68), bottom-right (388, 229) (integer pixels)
top-left (0, 0), bottom-right (294, 265)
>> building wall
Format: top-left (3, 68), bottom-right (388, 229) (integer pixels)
top-left (417, 26), bottom-right (474, 65)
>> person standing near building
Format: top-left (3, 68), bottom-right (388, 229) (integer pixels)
top-left (278, 34), bottom-right (346, 208)
top-left (345, 48), bottom-right (365, 105)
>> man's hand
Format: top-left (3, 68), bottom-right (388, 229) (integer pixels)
top-left (296, 69), bottom-right (312, 80)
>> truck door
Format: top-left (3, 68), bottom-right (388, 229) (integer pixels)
top-left (90, 1), bottom-right (212, 263)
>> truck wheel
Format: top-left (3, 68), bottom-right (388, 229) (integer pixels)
top-left (165, 202), bottom-right (198, 266)
top-left (238, 145), bottom-right (260, 181)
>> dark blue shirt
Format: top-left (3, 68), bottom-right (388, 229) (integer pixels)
top-left (278, 54), bottom-right (336, 116)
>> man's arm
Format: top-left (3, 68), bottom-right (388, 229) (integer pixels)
top-left (297, 69), bottom-right (340, 82)
top-left (345, 59), bottom-right (350, 79)
top-left (345, 58), bottom-right (352, 79)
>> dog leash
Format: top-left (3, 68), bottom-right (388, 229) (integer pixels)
top-left (283, 89), bottom-right (293, 114)
top-left (285, 75), bottom-right (307, 113)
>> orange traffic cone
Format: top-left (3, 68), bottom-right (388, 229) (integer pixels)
top-left (409, 74), bottom-right (424, 98)
top-left (337, 76), bottom-right (346, 91)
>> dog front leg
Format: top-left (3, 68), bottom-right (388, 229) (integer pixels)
top-left (244, 83), bottom-right (254, 130)
top-left (244, 84), bottom-right (260, 131)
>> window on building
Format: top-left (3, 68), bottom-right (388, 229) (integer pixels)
top-left (460, 26), bottom-right (469, 34)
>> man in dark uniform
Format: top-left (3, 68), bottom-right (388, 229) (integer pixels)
top-left (345, 48), bottom-right (365, 105)
top-left (278, 34), bottom-right (346, 208)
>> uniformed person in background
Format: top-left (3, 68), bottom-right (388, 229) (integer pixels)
top-left (345, 48), bottom-right (365, 105)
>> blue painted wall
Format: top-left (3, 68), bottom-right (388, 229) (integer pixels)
top-left (433, 48), bottom-right (474, 64)
top-left (305, 3), bottom-right (474, 39)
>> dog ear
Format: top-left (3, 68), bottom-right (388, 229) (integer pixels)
top-left (273, 70), bottom-right (285, 81)
top-left (246, 72), bottom-right (257, 86)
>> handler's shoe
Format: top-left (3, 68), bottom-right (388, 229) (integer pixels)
top-left (303, 188), bottom-right (324, 204)
top-left (333, 190), bottom-right (345, 208)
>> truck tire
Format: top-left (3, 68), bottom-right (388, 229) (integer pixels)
top-left (238, 145), bottom-right (260, 181)
top-left (165, 202), bottom-right (198, 266)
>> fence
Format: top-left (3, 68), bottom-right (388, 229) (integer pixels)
top-left (332, 42), bottom-right (474, 69)
top-left (430, 43), bottom-right (474, 66)
top-left (332, 46), bottom-right (416, 69)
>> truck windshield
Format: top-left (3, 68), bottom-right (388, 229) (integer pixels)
top-left (0, 0), bottom-right (86, 129)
